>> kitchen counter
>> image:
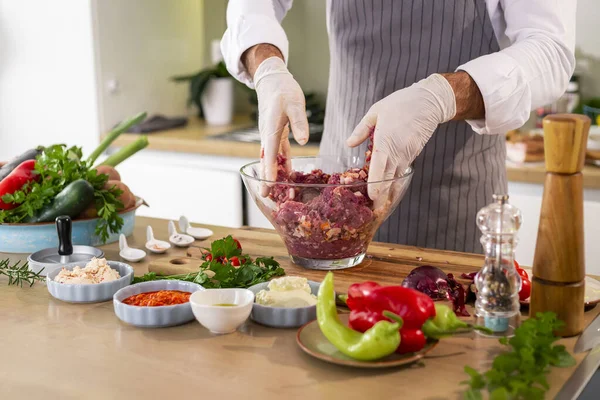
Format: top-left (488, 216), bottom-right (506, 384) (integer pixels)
top-left (108, 115), bottom-right (320, 158)
top-left (507, 163), bottom-right (600, 189)
top-left (1, 216), bottom-right (598, 399)
top-left (109, 117), bottom-right (600, 189)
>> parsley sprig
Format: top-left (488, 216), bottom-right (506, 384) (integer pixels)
top-left (0, 145), bottom-right (123, 242)
top-left (463, 312), bottom-right (576, 400)
top-left (133, 236), bottom-right (285, 288)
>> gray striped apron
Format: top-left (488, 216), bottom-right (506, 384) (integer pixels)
top-left (319, 0), bottom-right (508, 254)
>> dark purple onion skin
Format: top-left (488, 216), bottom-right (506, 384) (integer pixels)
top-left (460, 271), bottom-right (479, 305)
top-left (402, 265), bottom-right (470, 316)
top-left (460, 272), bottom-right (477, 280)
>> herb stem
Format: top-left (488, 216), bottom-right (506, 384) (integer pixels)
top-left (99, 136), bottom-right (149, 168)
top-left (87, 112), bottom-right (146, 165)
top-left (0, 259), bottom-right (45, 287)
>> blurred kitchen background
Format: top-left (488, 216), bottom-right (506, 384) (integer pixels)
top-left (1, 0), bottom-right (600, 270)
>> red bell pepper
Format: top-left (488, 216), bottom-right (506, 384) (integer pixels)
top-left (0, 159), bottom-right (38, 210)
top-left (346, 282), bottom-right (489, 354)
top-left (347, 282), bottom-right (436, 354)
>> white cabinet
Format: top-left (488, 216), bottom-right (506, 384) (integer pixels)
top-left (110, 150), bottom-right (252, 228)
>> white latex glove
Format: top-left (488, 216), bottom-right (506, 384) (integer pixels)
top-left (254, 57), bottom-right (309, 194)
top-left (347, 73), bottom-right (457, 202)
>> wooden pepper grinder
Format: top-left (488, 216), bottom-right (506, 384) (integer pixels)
top-left (530, 113), bottom-right (591, 337)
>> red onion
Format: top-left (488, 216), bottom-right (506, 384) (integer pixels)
top-left (402, 265), bottom-right (469, 316)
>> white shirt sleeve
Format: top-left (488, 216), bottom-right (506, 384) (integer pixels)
top-left (458, 0), bottom-right (576, 134)
top-left (221, 0), bottom-right (293, 88)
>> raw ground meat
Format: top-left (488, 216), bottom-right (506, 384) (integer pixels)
top-left (268, 137), bottom-right (377, 259)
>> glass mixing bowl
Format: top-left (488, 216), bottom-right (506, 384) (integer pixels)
top-left (240, 156), bottom-right (413, 270)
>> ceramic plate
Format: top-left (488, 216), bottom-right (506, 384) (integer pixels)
top-left (296, 313), bottom-right (437, 368)
top-left (519, 268), bottom-right (600, 308)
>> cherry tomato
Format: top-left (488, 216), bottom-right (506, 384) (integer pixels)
top-left (229, 256), bottom-right (241, 267)
top-left (519, 278), bottom-right (532, 301)
top-left (517, 269), bottom-right (529, 281)
top-left (516, 266), bottom-right (528, 280)
top-left (233, 238), bottom-right (242, 250)
top-left (205, 254), bottom-right (213, 262)
top-left (512, 260), bottom-right (527, 278)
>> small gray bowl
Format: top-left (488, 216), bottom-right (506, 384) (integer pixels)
top-left (248, 280), bottom-right (321, 328)
top-left (113, 280), bottom-right (204, 328)
top-left (46, 261), bottom-right (133, 303)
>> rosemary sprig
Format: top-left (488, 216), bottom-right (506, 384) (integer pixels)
top-left (0, 258), bottom-right (45, 287)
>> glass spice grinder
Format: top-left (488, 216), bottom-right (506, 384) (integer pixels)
top-left (474, 194), bottom-right (523, 336)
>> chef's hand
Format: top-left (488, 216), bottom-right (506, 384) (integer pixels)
top-left (347, 74), bottom-right (457, 202)
top-left (253, 56), bottom-right (309, 193)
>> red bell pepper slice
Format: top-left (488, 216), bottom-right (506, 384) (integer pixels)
top-left (0, 159), bottom-right (39, 210)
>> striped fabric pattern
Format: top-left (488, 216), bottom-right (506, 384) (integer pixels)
top-left (319, 0), bottom-right (507, 254)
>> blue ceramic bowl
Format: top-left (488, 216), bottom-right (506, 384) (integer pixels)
top-left (0, 199), bottom-right (142, 253)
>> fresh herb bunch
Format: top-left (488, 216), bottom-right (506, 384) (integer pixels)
top-left (0, 145), bottom-right (123, 242)
top-left (0, 258), bottom-right (45, 287)
top-left (463, 312), bottom-right (576, 400)
top-left (133, 236), bottom-right (285, 288)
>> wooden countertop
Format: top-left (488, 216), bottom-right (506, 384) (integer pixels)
top-left (1, 216), bottom-right (597, 399)
top-left (108, 115), bottom-right (320, 159)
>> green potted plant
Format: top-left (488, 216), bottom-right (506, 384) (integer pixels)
top-left (172, 61), bottom-right (249, 125)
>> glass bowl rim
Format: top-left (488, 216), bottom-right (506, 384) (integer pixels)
top-left (239, 156), bottom-right (414, 188)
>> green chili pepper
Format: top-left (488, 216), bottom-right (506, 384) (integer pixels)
top-left (317, 272), bottom-right (402, 361)
top-left (422, 304), bottom-right (492, 339)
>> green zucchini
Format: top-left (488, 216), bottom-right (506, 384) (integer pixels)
top-left (25, 179), bottom-right (95, 223)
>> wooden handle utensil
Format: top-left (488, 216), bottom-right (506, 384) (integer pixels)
top-left (530, 114), bottom-right (590, 337)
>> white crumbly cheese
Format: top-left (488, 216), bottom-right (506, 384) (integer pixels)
top-left (255, 276), bottom-right (316, 308)
top-left (54, 258), bottom-right (120, 284)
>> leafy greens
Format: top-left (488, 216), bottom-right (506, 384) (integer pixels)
top-left (0, 145), bottom-right (123, 242)
top-left (133, 236), bottom-right (285, 288)
top-left (462, 312), bottom-right (576, 400)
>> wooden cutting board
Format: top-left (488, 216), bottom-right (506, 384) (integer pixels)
top-left (186, 246), bottom-right (205, 259)
top-left (586, 149), bottom-right (600, 161)
top-left (148, 248), bottom-right (205, 276)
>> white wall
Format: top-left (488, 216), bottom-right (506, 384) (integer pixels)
top-left (0, 0), bottom-right (99, 161)
top-left (91, 0), bottom-right (205, 132)
top-left (576, 0), bottom-right (600, 58)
